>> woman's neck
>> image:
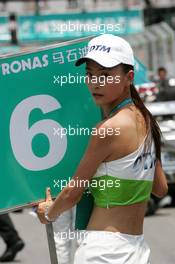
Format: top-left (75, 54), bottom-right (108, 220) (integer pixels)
top-left (102, 94), bottom-right (132, 118)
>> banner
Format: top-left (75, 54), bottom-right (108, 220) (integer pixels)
top-left (134, 58), bottom-right (149, 85)
top-left (0, 37), bottom-right (102, 213)
top-left (0, 46), bottom-right (20, 55)
top-left (0, 16), bottom-right (10, 43)
top-left (18, 10), bottom-right (144, 42)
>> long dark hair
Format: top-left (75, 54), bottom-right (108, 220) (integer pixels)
top-left (121, 63), bottom-right (162, 162)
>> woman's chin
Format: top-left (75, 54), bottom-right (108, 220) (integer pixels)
top-left (94, 101), bottom-right (104, 106)
top-left (92, 97), bottom-right (105, 106)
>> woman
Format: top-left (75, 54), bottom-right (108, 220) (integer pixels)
top-left (37, 34), bottom-right (168, 263)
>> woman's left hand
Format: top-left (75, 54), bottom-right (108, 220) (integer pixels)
top-left (37, 187), bottom-right (54, 224)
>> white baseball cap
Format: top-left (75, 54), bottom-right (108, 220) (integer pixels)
top-left (75, 34), bottom-right (134, 68)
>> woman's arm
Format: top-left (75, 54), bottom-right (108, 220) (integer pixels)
top-left (151, 159), bottom-right (168, 198)
top-left (37, 121), bottom-right (115, 223)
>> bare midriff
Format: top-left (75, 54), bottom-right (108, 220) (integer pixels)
top-left (86, 201), bottom-right (148, 235)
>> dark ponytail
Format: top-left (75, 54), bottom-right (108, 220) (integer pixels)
top-left (121, 64), bottom-right (162, 162)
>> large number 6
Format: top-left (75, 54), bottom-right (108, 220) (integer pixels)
top-left (10, 95), bottom-right (67, 171)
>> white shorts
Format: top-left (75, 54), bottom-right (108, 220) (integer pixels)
top-left (73, 230), bottom-right (151, 264)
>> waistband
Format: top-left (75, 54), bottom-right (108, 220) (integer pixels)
top-left (75, 230), bottom-right (144, 245)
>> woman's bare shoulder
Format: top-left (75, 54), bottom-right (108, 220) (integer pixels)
top-left (95, 106), bottom-right (145, 145)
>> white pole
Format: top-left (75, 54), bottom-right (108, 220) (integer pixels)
top-left (46, 224), bottom-right (58, 264)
